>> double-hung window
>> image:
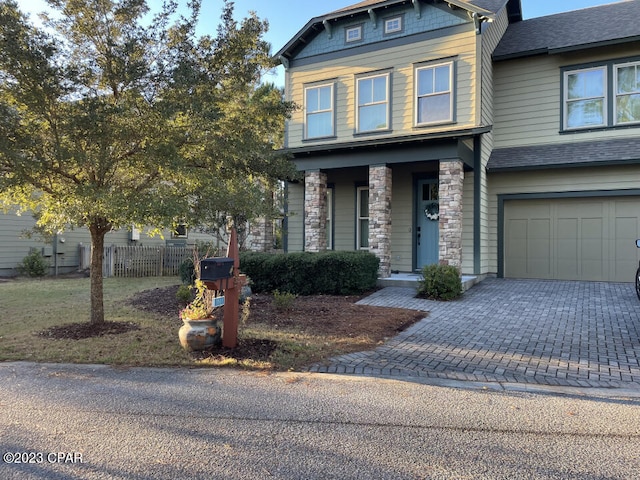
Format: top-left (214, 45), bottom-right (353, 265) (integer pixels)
top-left (564, 67), bottom-right (606, 129)
top-left (305, 83), bottom-right (334, 139)
top-left (357, 73), bottom-right (390, 132)
top-left (356, 187), bottom-right (369, 250)
top-left (416, 62), bottom-right (453, 125)
top-left (615, 61), bottom-right (640, 125)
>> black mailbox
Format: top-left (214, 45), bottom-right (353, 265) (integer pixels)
top-left (200, 257), bottom-right (234, 281)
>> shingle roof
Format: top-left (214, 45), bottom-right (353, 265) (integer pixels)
top-left (493, 0), bottom-right (640, 61)
top-left (487, 138), bottom-right (640, 172)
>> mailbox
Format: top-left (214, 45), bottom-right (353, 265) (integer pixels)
top-left (200, 257), bottom-right (234, 281)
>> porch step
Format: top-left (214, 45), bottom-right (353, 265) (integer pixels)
top-left (377, 273), bottom-right (479, 292)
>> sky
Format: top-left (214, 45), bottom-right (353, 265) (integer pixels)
top-left (23, 0), bottom-right (624, 86)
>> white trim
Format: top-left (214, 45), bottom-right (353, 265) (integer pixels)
top-left (356, 72), bottom-right (390, 132)
top-left (414, 61), bottom-right (454, 126)
top-left (384, 16), bottom-right (402, 34)
top-left (345, 25), bottom-right (362, 42)
top-left (356, 186), bottom-right (369, 250)
top-left (614, 60), bottom-right (640, 126)
top-left (304, 82), bottom-right (335, 139)
top-left (563, 66), bottom-right (607, 130)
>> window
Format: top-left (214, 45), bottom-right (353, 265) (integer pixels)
top-left (615, 62), bottom-right (640, 124)
top-left (326, 187), bottom-right (334, 250)
top-left (356, 187), bottom-right (369, 250)
top-left (384, 16), bottom-right (402, 34)
top-left (305, 83), bottom-right (334, 139)
top-left (173, 223), bottom-right (187, 238)
top-left (357, 73), bottom-right (389, 132)
top-left (345, 25), bottom-right (362, 43)
top-left (416, 62), bottom-right (453, 125)
top-left (564, 67), bottom-right (606, 129)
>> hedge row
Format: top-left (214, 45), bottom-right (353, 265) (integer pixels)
top-left (239, 251), bottom-right (379, 295)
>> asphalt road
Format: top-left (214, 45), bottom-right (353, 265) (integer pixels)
top-left (1, 362), bottom-right (639, 479)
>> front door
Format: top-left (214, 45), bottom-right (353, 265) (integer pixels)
top-left (416, 179), bottom-right (439, 270)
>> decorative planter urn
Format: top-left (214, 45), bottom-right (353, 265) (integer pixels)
top-left (178, 318), bottom-right (222, 351)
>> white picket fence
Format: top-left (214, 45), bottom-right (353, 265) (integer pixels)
top-left (79, 245), bottom-right (191, 278)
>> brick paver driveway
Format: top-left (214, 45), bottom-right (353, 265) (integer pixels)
top-left (310, 279), bottom-right (640, 388)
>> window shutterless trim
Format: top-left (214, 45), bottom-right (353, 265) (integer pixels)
top-left (560, 55), bottom-right (640, 132)
top-left (414, 60), bottom-right (455, 126)
top-left (303, 82), bottom-right (336, 140)
top-left (355, 71), bottom-right (391, 133)
top-left (345, 24), bottom-right (363, 43)
top-left (562, 65), bottom-right (607, 131)
top-left (614, 60), bottom-right (640, 126)
top-left (384, 15), bottom-right (404, 35)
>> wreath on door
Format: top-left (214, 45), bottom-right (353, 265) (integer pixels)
top-left (424, 201), bottom-right (439, 221)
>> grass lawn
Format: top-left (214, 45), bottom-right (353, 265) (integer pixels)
top-left (0, 276), bottom-right (426, 370)
top-left (0, 277), bottom-right (194, 366)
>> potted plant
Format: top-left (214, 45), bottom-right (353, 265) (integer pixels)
top-left (178, 279), bottom-right (222, 351)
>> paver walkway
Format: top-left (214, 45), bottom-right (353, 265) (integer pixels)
top-left (309, 278), bottom-right (640, 388)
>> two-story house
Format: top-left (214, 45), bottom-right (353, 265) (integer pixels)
top-left (277, 0), bottom-right (520, 280)
top-left (277, 0), bottom-right (640, 284)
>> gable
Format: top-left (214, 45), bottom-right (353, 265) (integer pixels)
top-left (277, 0), bottom-right (520, 65)
top-left (294, 3), bottom-right (470, 61)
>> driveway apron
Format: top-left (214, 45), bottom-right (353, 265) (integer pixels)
top-left (309, 278), bottom-right (640, 388)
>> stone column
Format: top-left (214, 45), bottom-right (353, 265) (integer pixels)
top-left (304, 170), bottom-right (327, 252)
top-left (439, 160), bottom-right (464, 268)
top-left (369, 165), bottom-right (392, 278)
top-left (249, 217), bottom-right (274, 252)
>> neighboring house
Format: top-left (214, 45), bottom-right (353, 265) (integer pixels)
top-left (277, 0), bottom-right (640, 283)
top-left (0, 208), bottom-right (274, 277)
top-left (0, 211), bottom-right (220, 277)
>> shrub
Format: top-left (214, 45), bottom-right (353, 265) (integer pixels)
top-left (179, 258), bottom-right (195, 285)
top-left (417, 264), bottom-right (462, 301)
top-left (176, 285), bottom-right (193, 305)
top-left (239, 250), bottom-right (379, 295)
top-left (272, 290), bottom-right (297, 311)
top-left (17, 249), bottom-right (50, 277)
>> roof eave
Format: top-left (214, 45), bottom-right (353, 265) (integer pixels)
top-left (494, 35), bottom-right (640, 62)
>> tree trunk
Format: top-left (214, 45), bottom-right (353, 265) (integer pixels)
top-left (89, 218), bottom-right (111, 325)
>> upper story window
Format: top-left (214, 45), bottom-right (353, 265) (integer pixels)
top-left (615, 61), bottom-right (640, 125)
top-left (384, 16), bottom-right (402, 34)
top-left (345, 25), bottom-right (362, 43)
top-left (564, 67), bottom-right (606, 129)
top-left (305, 83), bottom-right (334, 139)
top-left (357, 73), bottom-right (390, 132)
top-left (415, 61), bottom-right (454, 126)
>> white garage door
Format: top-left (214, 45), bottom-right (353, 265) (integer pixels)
top-left (504, 197), bottom-right (640, 282)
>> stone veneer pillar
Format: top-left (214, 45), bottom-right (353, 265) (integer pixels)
top-left (439, 160), bottom-right (464, 269)
top-left (369, 165), bottom-right (392, 278)
top-left (304, 170), bottom-right (327, 252)
top-left (249, 217), bottom-right (274, 252)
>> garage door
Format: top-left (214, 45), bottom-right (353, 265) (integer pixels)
top-left (504, 197), bottom-right (640, 281)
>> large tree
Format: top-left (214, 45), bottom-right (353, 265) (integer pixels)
top-left (0, 0), bottom-right (295, 324)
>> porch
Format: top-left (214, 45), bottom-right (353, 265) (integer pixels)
top-left (377, 272), bottom-right (479, 291)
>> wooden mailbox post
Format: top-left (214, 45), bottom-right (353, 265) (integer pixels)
top-left (200, 228), bottom-right (246, 348)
